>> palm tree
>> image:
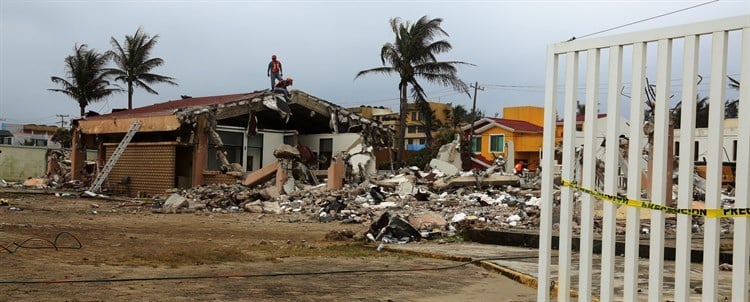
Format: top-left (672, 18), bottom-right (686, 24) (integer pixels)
top-left (106, 27), bottom-right (177, 110)
top-left (50, 44), bottom-right (121, 117)
top-left (726, 76), bottom-right (740, 119)
top-left (356, 16), bottom-right (471, 161)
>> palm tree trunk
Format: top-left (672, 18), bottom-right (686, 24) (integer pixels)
top-left (80, 105), bottom-right (85, 118)
top-left (128, 81), bottom-right (134, 109)
top-left (397, 84), bottom-right (407, 163)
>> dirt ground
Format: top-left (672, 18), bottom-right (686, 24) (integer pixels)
top-left (0, 191), bottom-right (536, 301)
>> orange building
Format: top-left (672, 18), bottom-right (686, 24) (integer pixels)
top-left (462, 106), bottom-right (544, 171)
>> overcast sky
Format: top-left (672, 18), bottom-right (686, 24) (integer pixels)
top-left (1, 0), bottom-right (747, 126)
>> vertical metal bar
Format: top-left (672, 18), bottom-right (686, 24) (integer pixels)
top-left (558, 50), bottom-right (579, 302)
top-left (624, 42), bottom-right (646, 301)
top-left (702, 30), bottom-right (728, 300)
top-left (537, 46), bottom-right (559, 302)
top-left (600, 44), bottom-right (622, 301)
top-left (674, 34), bottom-right (699, 302)
top-left (578, 48), bottom-right (600, 302)
top-left (731, 27), bottom-right (750, 302)
top-left (648, 38), bottom-right (672, 302)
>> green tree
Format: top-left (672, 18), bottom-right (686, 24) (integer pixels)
top-left (106, 27), bottom-right (177, 110)
top-left (50, 44), bottom-right (120, 116)
top-left (356, 16), bottom-right (471, 161)
top-left (51, 128), bottom-right (72, 148)
top-left (725, 76), bottom-right (740, 119)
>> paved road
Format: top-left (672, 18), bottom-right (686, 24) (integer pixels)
top-left (384, 241), bottom-right (739, 301)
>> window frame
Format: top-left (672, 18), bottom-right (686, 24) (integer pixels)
top-left (470, 136), bottom-right (482, 153)
top-left (489, 134), bottom-right (505, 153)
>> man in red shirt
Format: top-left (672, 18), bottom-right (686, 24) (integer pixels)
top-left (273, 77), bottom-right (293, 100)
top-left (267, 55), bottom-right (283, 89)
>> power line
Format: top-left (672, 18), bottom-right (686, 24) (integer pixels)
top-left (572, 0), bottom-right (720, 41)
top-left (55, 114), bottom-right (69, 128)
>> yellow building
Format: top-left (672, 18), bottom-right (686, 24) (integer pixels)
top-left (462, 106), bottom-right (544, 171)
top-left (348, 101), bottom-right (453, 150)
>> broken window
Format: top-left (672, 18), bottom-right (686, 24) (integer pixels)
top-left (207, 130), bottom-right (243, 171)
top-left (471, 136), bottom-right (481, 153)
top-left (246, 134), bottom-right (263, 172)
top-left (0, 137), bottom-right (11, 145)
top-left (319, 138), bottom-right (333, 169)
top-left (490, 135), bottom-right (504, 152)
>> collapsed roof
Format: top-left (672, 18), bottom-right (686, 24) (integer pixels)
top-left (76, 89), bottom-right (393, 147)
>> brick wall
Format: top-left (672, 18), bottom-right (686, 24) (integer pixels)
top-left (104, 142), bottom-right (177, 196)
top-left (203, 171), bottom-right (240, 185)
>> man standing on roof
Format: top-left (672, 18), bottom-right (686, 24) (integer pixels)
top-left (267, 55), bottom-right (283, 89)
top-left (273, 77), bottom-right (293, 100)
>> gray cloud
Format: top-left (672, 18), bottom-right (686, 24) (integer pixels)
top-left (1, 1), bottom-right (746, 125)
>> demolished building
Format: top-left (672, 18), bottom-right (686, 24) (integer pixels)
top-left (68, 90), bottom-right (393, 196)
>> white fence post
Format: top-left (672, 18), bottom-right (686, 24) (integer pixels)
top-left (538, 15), bottom-right (750, 302)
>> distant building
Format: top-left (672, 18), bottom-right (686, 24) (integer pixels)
top-left (463, 106), bottom-right (545, 171)
top-left (0, 123), bottom-right (61, 147)
top-left (350, 101), bottom-right (453, 151)
top-left (673, 118), bottom-right (740, 162)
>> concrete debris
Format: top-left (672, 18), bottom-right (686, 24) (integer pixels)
top-left (163, 193), bottom-right (188, 213)
top-left (368, 212), bottom-right (422, 243)
top-left (429, 159), bottom-right (459, 177)
top-left (273, 144), bottom-right (300, 159)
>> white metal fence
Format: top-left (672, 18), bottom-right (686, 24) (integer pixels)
top-left (538, 15), bottom-right (750, 301)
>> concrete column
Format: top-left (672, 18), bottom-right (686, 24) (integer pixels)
top-left (70, 127), bottom-right (86, 180)
top-left (192, 114), bottom-right (208, 187)
top-left (327, 155), bottom-right (345, 190)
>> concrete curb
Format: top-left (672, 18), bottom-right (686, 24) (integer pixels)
top-left (381, 245), bottom-right (597, 302)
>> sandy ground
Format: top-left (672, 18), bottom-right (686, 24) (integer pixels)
top-left (0, 191), bottom-right (536, 301)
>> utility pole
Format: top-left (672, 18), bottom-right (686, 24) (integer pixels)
top-left (469, 82), bottom-right (484, 151)
top-left (56, 114), bottom-right (69, 128)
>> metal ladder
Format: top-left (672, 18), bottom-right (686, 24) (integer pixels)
top-left (88, 120), bottom-right (142, 193)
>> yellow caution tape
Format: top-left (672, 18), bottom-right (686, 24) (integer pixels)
top-left (561, 179), bottom-right (750, 218)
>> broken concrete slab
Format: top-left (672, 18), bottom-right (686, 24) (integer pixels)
top-left (243, 200), bottom-right (264, 213)
top-left (397, 178), bottom-right (415, 197)
top-left (408, 212), bottom-right (447, 231)
top-left (434, 134), bottom-right (462, 169)
top-left (164, 193), bottom-right (188, 212)
top-left (243, 161), bottom-right (279, 187)
top-left (432, 174), bottom-right (520, 190)
top-left (259, 186), bottom-right (281, 200)
top-left (187, 198), bottom-right (207, 210)
top-left (429, 158), bottom-right (460, 177)
top-left (262, 201), bottom-right (282, 214)
top-left (349, 153), bottom-right (376, 178)
top-left (282, 175), bottom-right (296, 194)
top-left (273, 144), bottom-right (300, 159)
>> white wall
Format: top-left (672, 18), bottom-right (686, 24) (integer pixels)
top-left (574, 115), bottom-right (631, 160)
top-left (673, 119), bottom-right (739, 162)
top-left (298, 133), bottom-right (360, 154)
top-left (261, 131), bottom-right (285, 167)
